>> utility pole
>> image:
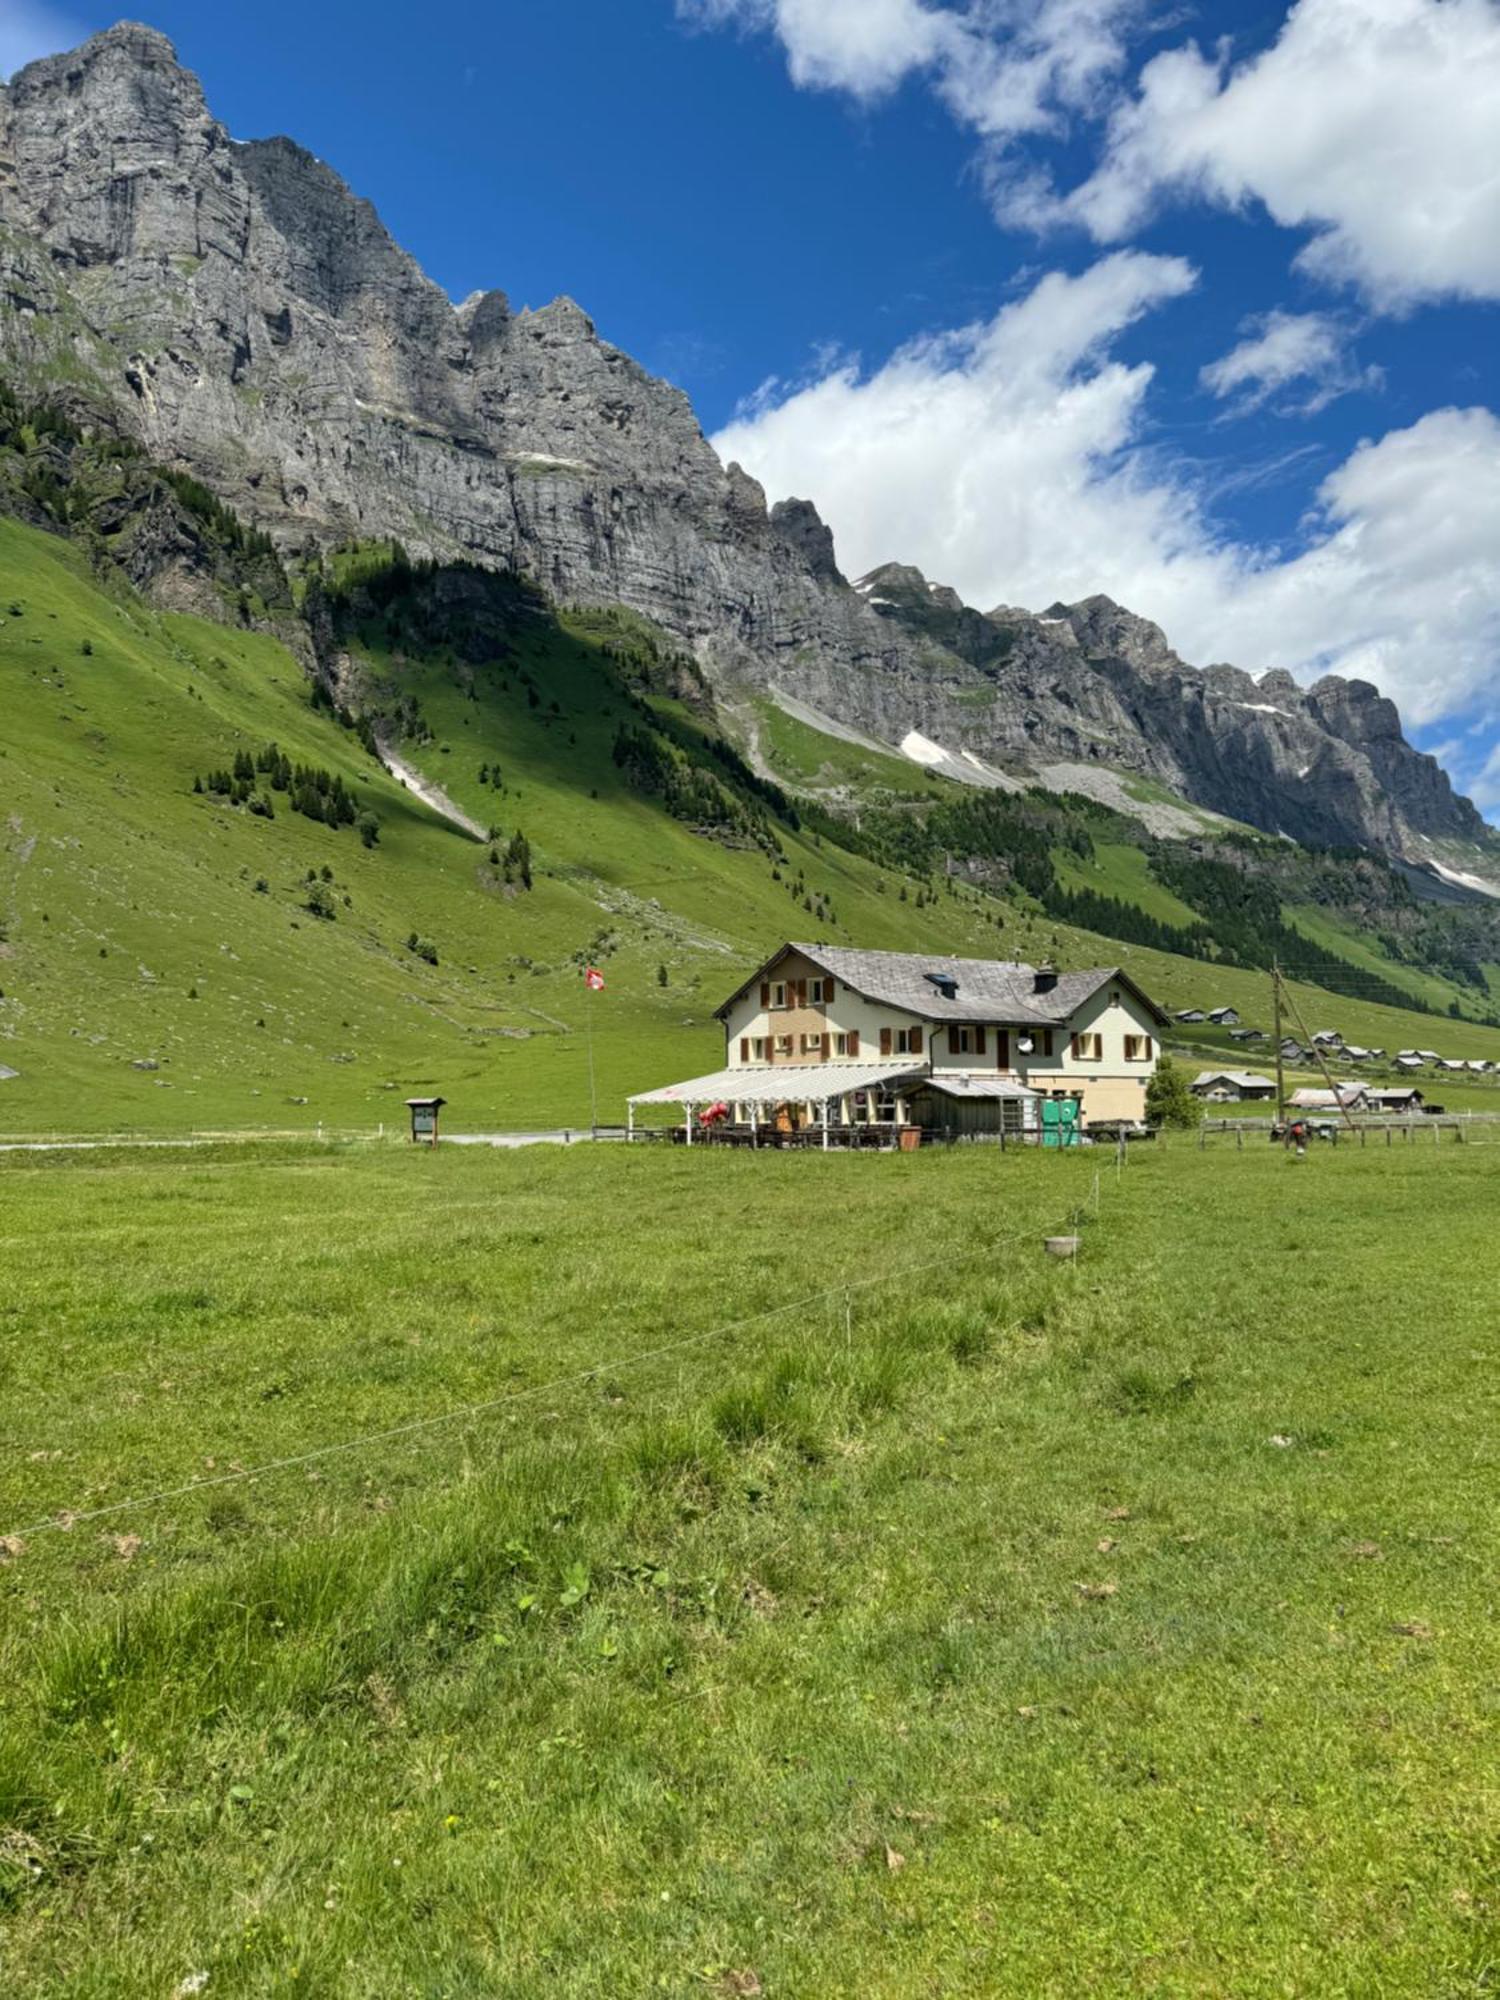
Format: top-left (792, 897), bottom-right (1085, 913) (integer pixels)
top-left (1272, 961), bottom-right (1286, 1127)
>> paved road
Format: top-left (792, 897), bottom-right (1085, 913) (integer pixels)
top-left (0, 1130), bottom-right (626, 1155)
top-left (445, 1130), bottom-right (622, 1148)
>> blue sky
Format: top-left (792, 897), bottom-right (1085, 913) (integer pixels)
top-left (5, 1), bottom-right (1500, 810)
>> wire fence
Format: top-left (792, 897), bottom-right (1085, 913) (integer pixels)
top-left (1, 1179), bottom-right (1108, 1549)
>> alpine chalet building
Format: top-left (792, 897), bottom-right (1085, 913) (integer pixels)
top-left (629, 943), bottom-right (1168, 1142)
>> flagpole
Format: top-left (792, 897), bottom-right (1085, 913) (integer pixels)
top-left (585, 997), bottom-right (598, 1138)
top-left (583, 967), bottom-right (603, 1137)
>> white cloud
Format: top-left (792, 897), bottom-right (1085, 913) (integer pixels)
top-left (0, 2), bottom-right (80, 82)
top-left (1200, 310), bottom-right (1382, 416)
top-left (718, 250), bottom-right (1202, 603)
top-left (1059, 0), bottom-right (1500, 309)
top-left (688, 0), bottom-right (1500, 314)
top-left (678, 0), bottom-right (1140, 134)
top-left (1470, 742), bottom-right (1500, 813)
top-left (679, 0), bottom-right (952, 98)
top-left (715, 259), bottom-right (1500, 729)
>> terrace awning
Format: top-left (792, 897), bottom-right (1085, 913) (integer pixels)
top-left (628, 1061), bottom-right (925, 1108)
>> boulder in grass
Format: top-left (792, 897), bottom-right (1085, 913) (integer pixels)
top-left (0, 1065), bottom-right (17, 1082)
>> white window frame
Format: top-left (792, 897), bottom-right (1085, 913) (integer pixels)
top-left (774, 1034), bottom-right (794, 1057)
top-left (809, 977), bottom-right (829, 1004)
top-left (770, 980), bottom-right (789, 1010)
top-left (834, 1032), bottom-right (851, 1056)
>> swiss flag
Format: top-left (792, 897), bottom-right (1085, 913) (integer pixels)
top-left (585, 967), bottom-right (605, 991)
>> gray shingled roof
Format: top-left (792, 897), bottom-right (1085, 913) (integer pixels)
top-left (718, 943), bottom-right (1162, 1027)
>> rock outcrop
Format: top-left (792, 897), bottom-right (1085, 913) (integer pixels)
top-left (0, 23), bottom-right (1491, 865)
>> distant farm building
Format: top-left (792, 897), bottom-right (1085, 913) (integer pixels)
top-left (1176, 1009), bottom-right (1207, 1024)
top-left (1191, 1071), bottom-right (1276, 1103)
top-left (1289, 1084), bottom-right (1370, 1113)
top-left (1208, 1007), bottom-right (1240, 1026)
top-left (1367, 1087), bottom-right (1426, 1112)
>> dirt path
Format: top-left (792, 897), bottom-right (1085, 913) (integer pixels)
top-left (376, 739), bottom-right (488, 842)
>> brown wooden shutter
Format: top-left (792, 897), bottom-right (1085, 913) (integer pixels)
top-left (949, 1026), bottom-right (961, 1056)
top-left (766, 1038), bottom-right (775, 1064)
top-left (741, 1038), bottom-right (750, 1063)
top-left (1071, 1034), bottom-right (1081, 1060)
top-left (798, 979), bottom-right (809, 1008)
top-left (910, 1027), bottom-right (923, 1055)
top-left (880, 1026), bottom-right (893, 1057)
top-left (760, 981), bottom-right (770, 1007)
top-left (975, 1026), bottom-right (987, 1057)
top-left (849, 1029), bottom-right (860, 1057)
top-left (1043, 1029), bottom-right (1054, 1057)
top-left (822, 1032), bottom-right (831, 1060)
top-left (1145, 1036), bottom-right (1154, 1060)
top-left (997, 1030), bottom-right (1009, 1069)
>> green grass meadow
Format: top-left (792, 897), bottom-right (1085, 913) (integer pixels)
top-left (0, 1138), bottom-right (1495, 1995)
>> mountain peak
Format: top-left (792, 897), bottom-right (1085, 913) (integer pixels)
top-left (0, 19), bottom-right (1489, 866)
top-left (8, 20), bottom-right (187, 89)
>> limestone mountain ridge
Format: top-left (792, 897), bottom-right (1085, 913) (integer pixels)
top-left (0, 22), bottom-right (1491, 875)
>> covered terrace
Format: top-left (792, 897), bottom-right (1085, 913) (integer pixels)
top-left (627, 1060), bottom-right (926, 1147)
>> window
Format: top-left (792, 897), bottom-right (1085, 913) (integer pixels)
top-left (751, 1037), bottom-right (769, 1062)
top-left (946, 1025), bottom-right (987, 1057)
top-left (895, 1027), bottom-right (923, 1055)
top-left (801, 1032), bottom-right (825, 1054)
top-left (1072, 1032), bottom-right (1103, 1061)
top-left (1125, 1035), bottom-right (1153, 1062)
top-left (809, 977), bottom-right (829, 1004)
top-left (875, 1093), bottom-right (897, 1122)
top-left (770, 981), bottom-right (788, 1010)
top-left (774, 1035), bottom-right (793, 1057)
top-left (834, 1032), bottom-right (851, 1056)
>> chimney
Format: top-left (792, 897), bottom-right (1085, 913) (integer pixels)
top-left (1033, 962), bottom-right (1059, 995)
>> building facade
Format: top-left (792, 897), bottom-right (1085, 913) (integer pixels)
top-left (710, 943), bottom-right (1166, 1129)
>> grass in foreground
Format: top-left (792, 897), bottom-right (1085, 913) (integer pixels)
top-left (0, 1140), bottom-right (1496, 1995)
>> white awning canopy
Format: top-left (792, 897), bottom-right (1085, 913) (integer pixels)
top-left (629, 1061), bottom-right (924, 1108)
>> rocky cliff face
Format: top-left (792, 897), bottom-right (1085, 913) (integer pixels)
top-left (0, 23), bottom-right (1491, 866)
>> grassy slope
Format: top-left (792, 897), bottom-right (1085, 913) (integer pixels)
top-left (7, 509), bottom-right (1500, 1138)
top-left (0, 518), bottom-right (1033, 1134)
top-left (1285, 901), bottom-right (1470, 1016)
top-left (0, 1139), bottom-right (1495, 1994)
top-left (1055, 839), bottom-right (1205, 929)
top-left (746, 695), bottom-right (951, 798)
